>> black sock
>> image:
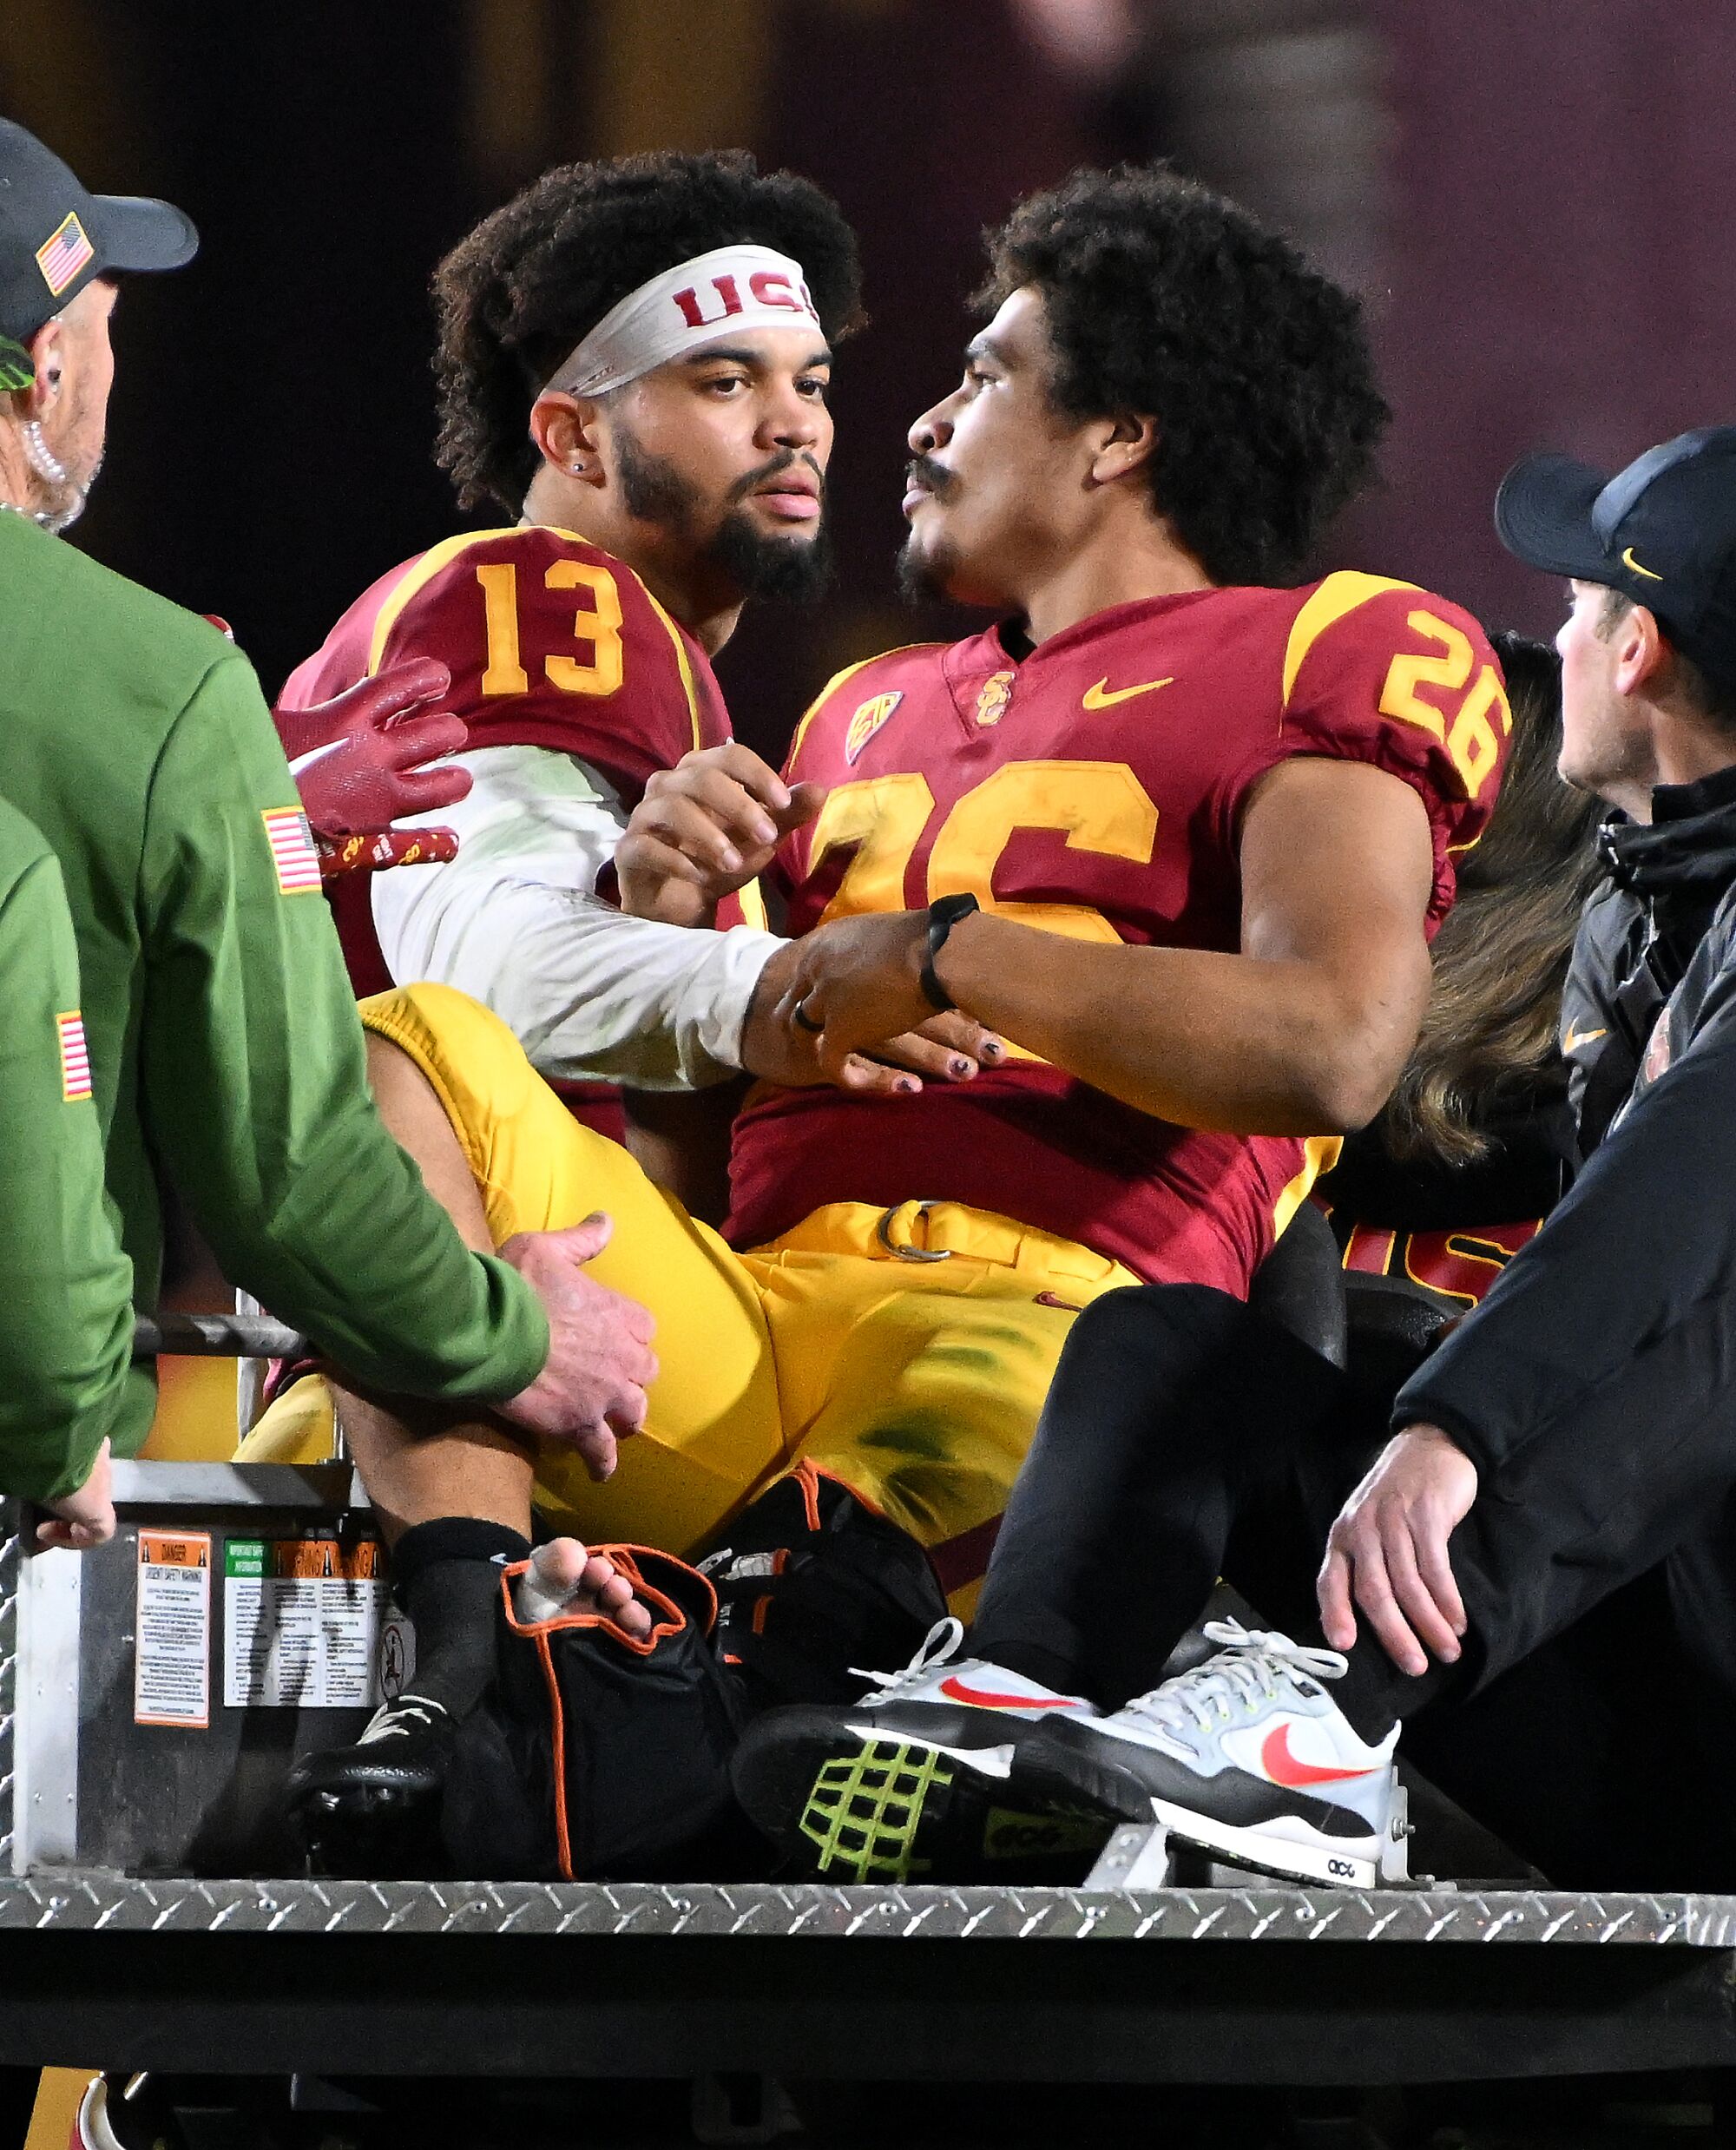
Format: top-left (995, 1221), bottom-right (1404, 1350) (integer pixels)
top-left (974, 1636), bottom-right (1087, 1698)
top-left (1330, 1640), bottom-right (1443, 1749)
top-left (388, 1518), bottom-right (530, 1721)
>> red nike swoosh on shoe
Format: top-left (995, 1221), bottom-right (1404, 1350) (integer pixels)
top-left (937, 1675), bottom-right (1084, 1711)
top-left (1259, 1722), bottom-right (1378, 1787)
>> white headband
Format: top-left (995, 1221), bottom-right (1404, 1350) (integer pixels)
top-left (542, 244), bottom-right (822, 401)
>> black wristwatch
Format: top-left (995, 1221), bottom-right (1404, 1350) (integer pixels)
top-left (920, 892), bottom-right (980, 1012)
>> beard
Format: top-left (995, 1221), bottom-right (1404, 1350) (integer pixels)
top-left (893, 456), bottom-right (963, 606)
top-left (896, 528), bottom-right (962, 607)
top-left (709, 503), bottom-right (832, 603)
top-left (615, 426), bottom-right (832, 605)
top-left (21, 412), bottom-right (102, 534)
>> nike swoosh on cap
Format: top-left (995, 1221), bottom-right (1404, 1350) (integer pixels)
top-left (1259, 1721), bottom-right (1378, 1788)
top-left (1621, 546), bottom-right (1665, 582)
top-left (1082, 675), bottom-right (1174, 709)
top-left (937, 1674), bottom-right (1084, 1711)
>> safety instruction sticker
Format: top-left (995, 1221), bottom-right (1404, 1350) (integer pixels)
top-left (135, 1530), bottom-right (213, 1729)
top-left (223, 1537), bottom-right (390, 1709)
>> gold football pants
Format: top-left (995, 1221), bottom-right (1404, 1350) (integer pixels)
top-left (240, 983), bottom-right (1141, 1604)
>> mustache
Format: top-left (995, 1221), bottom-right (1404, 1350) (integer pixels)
top-left (728, 450), bottom-right (825, 504)
top-left (905, 454), bottom-right (958, 501)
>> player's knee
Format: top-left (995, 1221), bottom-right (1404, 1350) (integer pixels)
top-left (1055, 1281), bottom-right (1251, 1380)
top-left (365, 1026), bottom-right (452, 1140)
top-left (362, 980), bottom-right (531, 1091)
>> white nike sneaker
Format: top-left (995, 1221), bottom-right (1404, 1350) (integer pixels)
top-left (1029, 1619), bottom-right (1409, 1888)
top-left (731, 1619), bottom-right (1109, 1883)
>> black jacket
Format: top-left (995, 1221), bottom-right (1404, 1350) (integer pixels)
top-left (1399, 769), bottom-right (1736, 1479)
top-left (1561, 763), bottom-right (1736, 1154)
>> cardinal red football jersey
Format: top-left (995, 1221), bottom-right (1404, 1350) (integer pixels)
top-left (283, 523), bottom-right (739, 1138)
top-left (726, 572), bottom-right (1514, 1294)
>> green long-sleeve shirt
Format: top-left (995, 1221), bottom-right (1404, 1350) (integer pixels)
top-left (0, 797), bottom-right (134, 1500)
top-left (0, 506), bottom-right (547, 1456)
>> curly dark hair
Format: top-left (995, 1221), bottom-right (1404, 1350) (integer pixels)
top-left (433, 150), bottom-right (865, 515)
top-left (976, 164), bottom-right (1389, 586)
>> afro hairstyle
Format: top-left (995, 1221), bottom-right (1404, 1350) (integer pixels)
top-left (976, 163), bottom-right (1389, 586)
top-left (433, 148), bottom-right (864, 515)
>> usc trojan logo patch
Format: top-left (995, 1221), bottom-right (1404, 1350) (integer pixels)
top-left (845, 690), bottom-right (902, 765)
top-left (975, 670), bottom-right (1016, 727)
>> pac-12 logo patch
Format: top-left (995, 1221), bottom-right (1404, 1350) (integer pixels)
top-left (974, 669), bottom-right (1016, 727)
top-left (845, 690), bottom-right (902, 765)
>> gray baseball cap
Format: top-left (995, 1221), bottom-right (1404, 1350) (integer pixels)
top-left (0, 119), bottom-right (197, 380)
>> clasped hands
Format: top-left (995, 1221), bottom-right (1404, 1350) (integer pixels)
top-left (616, 741), bottom-right (1003, 1092)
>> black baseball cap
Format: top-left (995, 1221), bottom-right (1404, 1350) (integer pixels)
top-left (0, 119), bottom-right (197, 365)
top-left (1496, 427), bottom-right (1736, 689)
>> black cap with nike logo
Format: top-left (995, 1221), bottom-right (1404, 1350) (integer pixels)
top-left (1496, 426), bottom-right (1736, 690)
top-left (0, 118), bottom-right (197, 381)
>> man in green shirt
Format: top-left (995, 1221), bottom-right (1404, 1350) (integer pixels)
top-left (0, 124), bottom-right (656, 1509)
top-left (0, 794), bottom-right (130, 1543)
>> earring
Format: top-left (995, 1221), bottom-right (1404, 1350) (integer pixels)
top-left (20, 418), bottom-right (68, 487)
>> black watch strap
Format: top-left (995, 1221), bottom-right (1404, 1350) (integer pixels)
top-left (920, 892), bottom-right (980, 1012)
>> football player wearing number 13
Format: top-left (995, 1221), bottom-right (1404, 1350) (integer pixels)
top-left (282, 164), bottom-right (1515, 1878)
top-left (277, 150), bottom-right (984, 1154)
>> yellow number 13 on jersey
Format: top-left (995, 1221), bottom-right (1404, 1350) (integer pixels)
top-left (476, 559), bottom-right (625, 697)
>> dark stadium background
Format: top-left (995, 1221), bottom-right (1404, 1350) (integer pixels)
top-left (4, 0), bottom-right (1733, 767)
top-left (7, 10), bottom-right (1736, 2142)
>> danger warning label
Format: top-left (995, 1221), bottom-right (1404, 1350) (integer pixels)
top-left (135, 1531), bottom-right (212, 1729)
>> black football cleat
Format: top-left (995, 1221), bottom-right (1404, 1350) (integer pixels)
top-left (285, 1691), bottom-right (458, 1878)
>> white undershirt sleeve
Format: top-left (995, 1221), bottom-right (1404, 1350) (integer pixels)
top-left (368, 742), bottom-right (781, 1090)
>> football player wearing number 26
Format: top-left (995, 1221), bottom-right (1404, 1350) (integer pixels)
top-left (274, 163), bottom-right (1509, 1869)
top-left (624, 163), bottom-right (1512, 1358)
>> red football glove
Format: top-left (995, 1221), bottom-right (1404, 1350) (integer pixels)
top-left (274, 657), bottom-right (472, 880)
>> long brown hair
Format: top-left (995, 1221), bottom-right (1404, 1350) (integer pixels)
top-left (1378, 630), bottom-right (1601, 1164)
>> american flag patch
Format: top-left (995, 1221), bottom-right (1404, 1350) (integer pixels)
top-left (57, 1011), bottom-right (92, 1101)
top-left (36, 213), bottom-right (95, 299)
top-left (262, 806), bottom-right (321, 894)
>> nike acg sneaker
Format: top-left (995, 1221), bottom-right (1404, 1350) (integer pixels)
top-left (1028, 1619), bottom-right (1409, 1888)
top-left (730, 1617), bottom-right (1109, 1884)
